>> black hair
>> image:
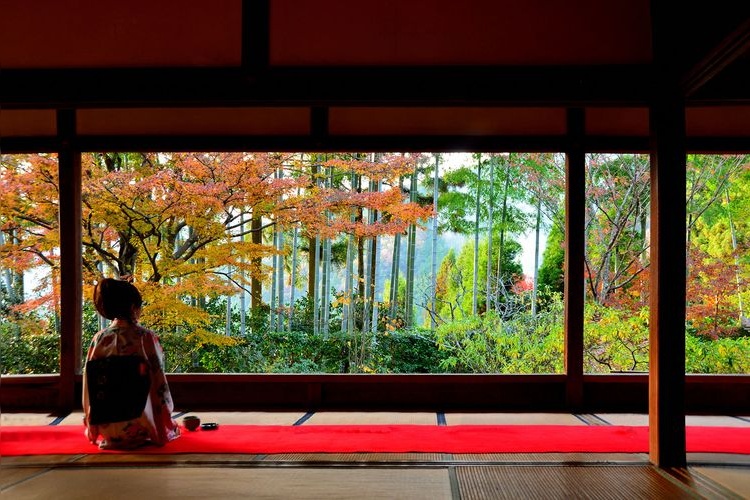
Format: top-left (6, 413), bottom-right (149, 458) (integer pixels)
top-left (93, 278), bottom-right (143, 321)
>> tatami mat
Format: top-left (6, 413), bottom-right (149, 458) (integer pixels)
top-left (1, 468), bottom-right (48, 490)
top-left (689, 452), bottom-right (750, 465)
top-left (57, 412), bottom-right (85, 426)
top-left (303, 411), bottom-right (437, 425)
top-left (594, 413), bottom-right (648, 426)
top-left (1, 455), bottom-right (86, 468)
top-left (2, 466), bottom-right (453, 500)
top-left (694, 466), bottom-right (750, 498)
top-left (444, 412), bottom-right (584, 425)
top-left (686, 415), bottom-right (750, 427)
top-left (1, 412), bottom-right (56, 426)
top-left (596, 413), bottom-right (750, 427)
top-left (178, 411), bottom-right (305, 426)
top-left (452, 453), bottom-right (650, 463)
top-left (455, 465), bottom-right (695, 500)
top-left (263, 453), bottom-right (447, 462)
top-left (12, 411), bottom-right (749, 428)
top-left (74, 453), bottom-right (262, 465)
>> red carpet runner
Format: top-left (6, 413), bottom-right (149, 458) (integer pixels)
top-left (3, 425), bottom-right (749, 456)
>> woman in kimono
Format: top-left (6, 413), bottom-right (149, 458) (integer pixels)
top-left (83, 277), bottom-right (180, 449)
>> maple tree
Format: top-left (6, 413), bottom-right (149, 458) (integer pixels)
top-left (1, 152), bottom-right (431, 346)
top-left (0, 154), bottom-right (61, 321)
top-left (584, 153), bottom-right (650, 305)
top-left (686, 247), bottom-right (746, 338)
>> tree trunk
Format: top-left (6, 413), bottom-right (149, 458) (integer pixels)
top-left (726, 188), bottom-right (744, 318)
top-left (389, 235), bottom-right (401, 320)
top-left (270, 228), bottom-right (278, 332)
top-left (369, 178), bottom-right (381, 333)
top-left (0, 231), bottom-right (22, 306)
top-left (363, 175), bottom-right (377, 333)
top-left (321, 165), bottom-right (334, 336)
top-left (322, 236), bottom-right (332, 335)
top-left (532, 190), bottom-right (542, 318)
top-left (431, 155), bottom-right (440, 331)
top-left (389, 177), bottom-right (403, 321)
top-left (225, 292), bottom-right (232, 335)
top-left (495, 155), bottom-right (511, 307)
top-left (276, 166), bottom-right (285, 331)
top-left (356, 175), bottom-right (365, 300)
top-left (250, 211), bottom-right (263, 312)
top-left (307, 162), bottom-right (318, 299)
top-left (313, 235), bottom-right (320, 335)
top-left (485, 155), bottom-right (495, 314)
top-left (472, 154), bottom-right (482, 316)
top-left (342, 172), bottom-right (357, 334)
top-left (310, 155), bottom-right (322, 334)
top-left (289, 224), bottom-right (298, 332)
top-left (239, 214), bottom-right (246, 336)
top-left (343, 229), bottom-right (354, 333)
top-left (405, 168), bottom-right (418, 328)
top-left (354, 174), bottom-right (364, 331)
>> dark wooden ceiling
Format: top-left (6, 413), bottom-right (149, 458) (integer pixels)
top-left (1, 0), bottom-right (749, 143)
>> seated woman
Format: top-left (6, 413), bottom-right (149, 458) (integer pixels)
top-left (83, 277), bottom-right (180, 449)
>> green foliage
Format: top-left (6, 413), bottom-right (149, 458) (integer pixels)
top-left (4, 297), bottom-right (750, 376)
top-left (435, 298), bottom-right (564, 374)
top-left (1, 330), bottom-right (59, 374)
top-left (158, 327), bottom-right (447, 374)
top-left (583, 302), bottom-right (649, 373)
top-left (436, 236), bottom-right (523, 319)
top-left (438, 155), bottom-right (528, 235)
top-left (538, 223), bottom-right (565, 297)
top-left (1, 314), bottom-right (59, 374)
top-left (367, 329), bottom-right (448, 373)
top-left (686, 333), bottom-right (750, 374)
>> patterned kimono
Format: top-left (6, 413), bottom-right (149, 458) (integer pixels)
top-left (83, 320), bottom-right (180, 449)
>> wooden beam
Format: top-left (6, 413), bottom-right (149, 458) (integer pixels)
top-left (56, 109), bottom-right (82, 413)
top-left (564, 108), bottom-right (585, 409)
top-left (0, 66), bottom-right (653, 109)
top-left (0, 134), bottom-right (653, 156)
top-left (4, 373), bottom-right (750, 413)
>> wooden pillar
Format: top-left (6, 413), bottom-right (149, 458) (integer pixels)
top-left (564, 108), bottom-right (585, 408)
top-left (648, 96), bottom-right (687, 467)
top-left (57, 109), bottom-right (82, 413)
top-left (648, 0), bottom-right (688, 468)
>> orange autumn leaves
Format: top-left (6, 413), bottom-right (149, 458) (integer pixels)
top-left (287, 153), bottom-right (431, 239)
top-left (1, 153), bottom-right (432, 331)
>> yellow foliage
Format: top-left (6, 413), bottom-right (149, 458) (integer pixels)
top-left (186, 329), bottom-right (241, 348)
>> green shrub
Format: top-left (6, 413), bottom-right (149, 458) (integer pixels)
top-left (686, 333), bottom-right (750, 374)
top-left (1, 324), bottom-right (59, 374)
top-left (583, 303), bottom-right (649, 373)
top-left (435, 304), bottom-right (564, 374)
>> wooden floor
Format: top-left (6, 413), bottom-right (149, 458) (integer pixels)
top-left (3, 412), bottom-right (749, 499)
